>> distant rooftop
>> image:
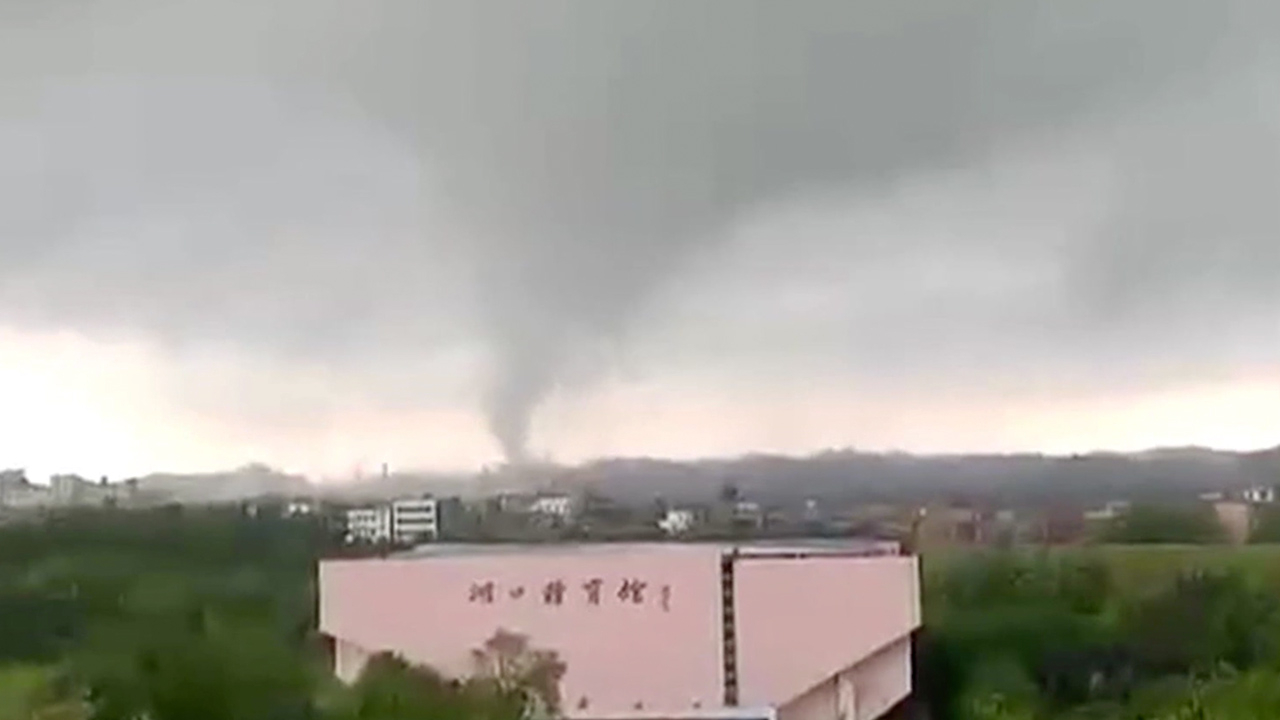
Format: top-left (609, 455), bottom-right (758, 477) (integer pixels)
top-left (382, 538), bottom-right (900, 561)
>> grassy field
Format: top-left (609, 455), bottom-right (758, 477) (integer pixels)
top-left (0, 665), bottom-right (87, 720)
top-left (923, 543), bottom-right (1280, 594)
top-left (1080, 544), bottom-right (1280, 590)
top-left (0, 665), bottom-right (53, 719)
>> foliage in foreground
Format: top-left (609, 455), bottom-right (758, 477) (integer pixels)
top-left (10, 508), bottom-right (1280, 719)
top-left (922, 548), bottom-right (1280, 720)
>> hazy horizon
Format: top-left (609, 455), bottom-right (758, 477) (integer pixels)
top-left (7, 436), bottom-right (1279, 486)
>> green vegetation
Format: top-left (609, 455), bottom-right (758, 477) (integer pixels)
top-left (921, 545), bottom-right (1280, 719)
top-left (1100, 504), bottom-right (1225, 545)
top-left (8, 504), bottom-right (1280, 719)
top-left (0, 506), bottom-right (547, 720)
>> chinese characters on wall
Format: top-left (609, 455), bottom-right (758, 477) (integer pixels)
top-left (468, 577), bottom-right (673, 611)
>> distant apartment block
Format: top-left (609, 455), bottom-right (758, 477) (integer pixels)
top-left (1, 471), bottom-right (50, 509)
top-left (485, 491), bottom-right (538, 515)
top-left (1213, 500), bottom-right (1253, 545)
top-left (1243, 485), bottom-right (1277, 504)
top-left (1, 471), bottom-right (140, 510)
top-left (916, 504), bottom-right (989, 547)
top-left (529, 493), bottom-right (576, 519)
top-left (1083, 500), bottom-right (1131, 522)
top-left (731, 500), bottom-right (765, 530)
top-left (345, 506), bottom-right (393, 544)
top-left (391, 496), bottom-right (440, 543)
top-left (320, 540), bottom-right (920, 720)
top-left (345, 495), bottom-right (442, 545)
top-left (658, 508), bottom-right (698, 536)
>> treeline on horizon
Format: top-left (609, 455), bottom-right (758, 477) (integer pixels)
top-left (103, 443), bottom-right (1280, 508)
top-left (572, 446), bottom-right (1280, 506)
top-left (8, 506), bottom-right (1280, 718)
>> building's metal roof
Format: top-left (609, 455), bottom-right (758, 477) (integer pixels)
top-left (383, 538), bottom-right (899, 560)
top-left (568, 707), bottom-right (777, 720)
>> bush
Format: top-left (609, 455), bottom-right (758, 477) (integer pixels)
top-left (1103, 504), bottom-right (1224, 545)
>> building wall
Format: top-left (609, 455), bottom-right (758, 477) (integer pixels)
top-left (1214, 501), bottom-right (1253, 545)
top-left (660, 510), bottom-right (697, 536)
top-left (347, 497), bottom-right (445, 545)
top-left (320, 544), bottom-right (919, 719)
top-left (531, 495), bottom-right (575, 518)
top-left (320, 545), bottom-right (726, 717)
top-left (1244, 486), bottom-right (1276, 504)
top-left (777, 637), bottom-right (911, 720)
top-left (915, 506), bottom-right (971, 549)
top-left (334, 637), bottom-right (377, 684)
top-left (732, 555), bottom-right (920, 710)
top-left (345, 507), bottom-right (392, 543)
top-left (392, 497), bottom-right (439, 542)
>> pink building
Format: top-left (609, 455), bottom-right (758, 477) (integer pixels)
top-left (319, 541), bottom-right (920, 720)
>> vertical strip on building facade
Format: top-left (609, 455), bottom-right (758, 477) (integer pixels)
top-left (720, 550), bottom-right (739, 707)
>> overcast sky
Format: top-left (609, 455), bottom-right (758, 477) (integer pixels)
top-left (2, 0), bottom-right (1278, 480)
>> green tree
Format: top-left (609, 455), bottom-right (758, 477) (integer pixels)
top-left (77, 615), bottom-right (315, 720)
top-left (924, 554), bottom-right (1127, 715)
top-left (956, 656), bottom-right (1039, 720)
top-left (0, 665), bottom-right (62, 720)
top-left (1248, 505), bottom-right (1280, 543)
top-left (329, 652), bottom-right (524, 720)
top-left (1103, 504), bottom-right (1224, 545)
top-left (1122, 569), bottom-right (1280, 677)
top-left (469, 630), bottom-right (566, 718)
top-left (1128, 669), bottom-right (1280, 720)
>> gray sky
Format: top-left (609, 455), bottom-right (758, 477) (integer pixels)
top-left (1, 1), bottom-right (1278, 478)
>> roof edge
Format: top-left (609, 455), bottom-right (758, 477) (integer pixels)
top-left (566, 706), bottom-right (778, 720)
top-left (772, 633), bottom-right (913, 710)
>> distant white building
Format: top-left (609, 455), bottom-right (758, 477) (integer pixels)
top-left (529, 493), bottom-right (575, 519)
top-left (51, 474), bottom-right (91, 504)
top-left (1244, 486), bottom-right (1277, 504)
top-left (733, 500), bottom-right (764, 528)
top-left (345, 496), bottom-right (441, 545)
top-left (391, 496), bottom-right (440, 543)
top-left (658, 508), bottom-right (697, 536)
top-left (0, 471), bottom-right (51, 509)
top-left (345, 506), bottom-right (393, 544)
top-left (1084, 500), bottom-right (1131, 522)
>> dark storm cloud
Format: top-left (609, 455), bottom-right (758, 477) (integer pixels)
top-left (1, 0), bottom-right (1278, 461)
